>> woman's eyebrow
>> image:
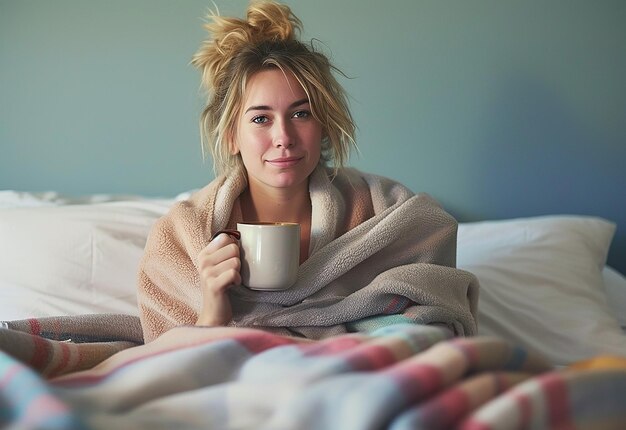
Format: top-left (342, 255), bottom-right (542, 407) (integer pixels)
top-left (244, 98), bottom-right (310, 114)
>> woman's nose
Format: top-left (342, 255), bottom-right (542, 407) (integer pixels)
top-left (273, 120), bottom-right (294, 148)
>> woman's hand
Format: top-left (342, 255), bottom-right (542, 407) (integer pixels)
top-left (196, 233), bottom-right (241, 327)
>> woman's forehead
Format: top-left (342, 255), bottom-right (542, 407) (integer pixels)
top-left (242, 68), bottom-right (308, 108)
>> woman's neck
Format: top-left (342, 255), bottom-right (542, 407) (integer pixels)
top-left (240, 180), bottom-right (311, 225)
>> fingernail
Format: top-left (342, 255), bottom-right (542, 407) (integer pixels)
top-left (211, 229), bottom-right (241, 241)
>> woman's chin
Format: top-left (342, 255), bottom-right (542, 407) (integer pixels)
top-left (267, 173), bottom-right (308, 190)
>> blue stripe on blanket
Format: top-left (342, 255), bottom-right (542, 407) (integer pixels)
top-left (0, 351), bottom-right (85, 429)
top-left (504, 345), bottom-right (529, 370)
top-left (346, 314), bottom-right (414, 333)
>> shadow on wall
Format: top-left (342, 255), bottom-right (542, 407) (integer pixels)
top-left (462, 74), bottom-right (624, 273)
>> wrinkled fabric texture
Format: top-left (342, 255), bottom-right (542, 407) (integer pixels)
top-left (3, 324), bottom-right (626, 430)
top-left (137, 165), bottom-right (479, 342)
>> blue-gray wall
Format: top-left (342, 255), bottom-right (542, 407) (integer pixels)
top-left (2, 0), bottom-right (625, 272)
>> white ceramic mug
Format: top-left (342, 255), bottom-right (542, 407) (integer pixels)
top-left (212, 223), bottom-right (300, 291)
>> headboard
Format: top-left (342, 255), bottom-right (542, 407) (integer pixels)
top-left (1, 0), bottom-right (624, 272)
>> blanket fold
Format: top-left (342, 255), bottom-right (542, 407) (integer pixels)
top-left (0, 314), bottom-right (142, 378)
top-left (138, 165), bottom-right (479, 342)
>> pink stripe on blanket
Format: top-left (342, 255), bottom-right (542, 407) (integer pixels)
top-left (234, 329), bottom-right (300, 354)
top-left (27, 318), bottom-right (53, 371)
top-left (419, 372), bottom-right (524, 430)
top-left (299, 335), bottom-right (398, 370)
top-left (49, 342), bottom-right (72, 378)
top-left (24, 396), bottom-right (72, 425)
top-left (415, 386), bottom-right (471, 429)
top-left (0, 363), bottom-right (22, 388)
top-left (501, 373), bottom-right (572, 428)
top-left (300, 335), bottom-right (363, 356)
top-left (29, 336), bottom-right (51, 371)
top-left (343, 344), bottom-right (398, 371)
top-left (458, 420), bottom-right (491, 430)
top-left (540, 373), bottom-right (572, 428)
top-left (389, 363), bottom-right (443, 400)
top-left (383, 296), bottom-right (409, 314)
top-left (28, 318), bottom-right (41, 335)
top-left (449, 339), bottom-right (480, 368)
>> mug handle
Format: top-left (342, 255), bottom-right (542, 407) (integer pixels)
top-left (210, 229), bottom-right (241, 241)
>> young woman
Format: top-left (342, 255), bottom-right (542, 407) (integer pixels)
top-left (137, 0), bottom-right (479, 342)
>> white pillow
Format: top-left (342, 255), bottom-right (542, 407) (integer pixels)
top-left (0, 200), bottom-right (172, 320)
top-left (603, 266), bottom-right (626, 329)
top-left (457, 215), bottom-right (624, 366)
top-left (0, 190), bottom-right (181, 208)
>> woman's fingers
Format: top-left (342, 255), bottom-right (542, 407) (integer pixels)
top-left (199, 234), bottom-right (239, 266)
top-left (202, 253), bottom-right (242, 291)
top-left (197, 233), bottom-right (241, 292)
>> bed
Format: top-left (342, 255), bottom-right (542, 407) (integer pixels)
top-left (1, 190), bottom-right (626, 429)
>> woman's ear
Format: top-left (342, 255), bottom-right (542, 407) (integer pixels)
top-left (227, 130), bottom-right (240, 155)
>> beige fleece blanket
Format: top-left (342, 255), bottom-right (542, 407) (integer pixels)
top-left (137, 165), bottom-right (479, 342)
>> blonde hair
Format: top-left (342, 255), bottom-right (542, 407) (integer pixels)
top-left (191, 0), bottom-right (356, 177)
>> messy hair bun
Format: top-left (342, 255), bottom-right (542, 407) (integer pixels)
top-left (191, 1), bottom-right (356, 177)
top-left (192, 1), bottom-right (301, 95)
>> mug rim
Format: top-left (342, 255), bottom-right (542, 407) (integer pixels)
top-left (237, 222), bottom-right (299, 227)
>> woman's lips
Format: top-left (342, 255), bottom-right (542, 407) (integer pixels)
top-left (266, 156), bottom-right (303, 168)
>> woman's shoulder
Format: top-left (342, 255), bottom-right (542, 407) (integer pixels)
top-left (331, 166), bottom-right (415, 195)
top-left (331, 166), bottom-right (401, 182)
top-left (329, 166), bottom-right (450, 215)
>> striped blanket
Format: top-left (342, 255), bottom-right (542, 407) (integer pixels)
top-left (2, 322), bottom-right (626, 429)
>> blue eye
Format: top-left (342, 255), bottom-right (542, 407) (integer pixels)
top-left (252, 115), bottom-right (269, 124)
top-left (293, 110), bottom-right (310, 119)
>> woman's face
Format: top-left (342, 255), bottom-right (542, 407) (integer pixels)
top-left (234, 68), bottom-right (322, 195)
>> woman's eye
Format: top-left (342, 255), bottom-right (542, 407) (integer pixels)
top-left (293, 110), bottom-right (310, 119)
top-left (252, 115), bottom-right (269, 124)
